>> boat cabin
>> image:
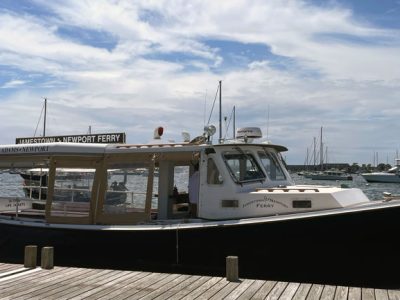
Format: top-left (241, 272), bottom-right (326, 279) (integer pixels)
top-left (0, 137), bottom-right (294, 225)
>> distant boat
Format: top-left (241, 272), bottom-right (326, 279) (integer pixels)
top-left (362, 160), bottom-right (400, 183)
top-left (310, 169), bottom-right (353, 181)
top-left (20, 168), bottom-right (126, 204)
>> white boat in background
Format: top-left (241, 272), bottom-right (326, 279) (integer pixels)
top-left (362, 159), bottom-right (400, 183)
top-left (310, 169), bottom-right (353, 181)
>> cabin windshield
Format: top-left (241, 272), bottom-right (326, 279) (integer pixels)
top-left (258, 151), bottom-right (287, 181)
top-left (222, 152), bottom-right (265, 183)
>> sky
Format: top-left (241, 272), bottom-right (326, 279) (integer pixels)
top-left (0, 0), bottom-right (400, 165)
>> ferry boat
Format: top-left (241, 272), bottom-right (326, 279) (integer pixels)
top-left (0, 126), bottom-right (399, 287)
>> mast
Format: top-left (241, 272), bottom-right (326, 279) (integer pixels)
top-left (219, 80), bottom-right (222, 143)
top-left (325, 146), bottom-right (328, 165)
top-left (320, 126), bottom-right (323, 170)
top-left (313, 137), bottom-right (316, 170)
top-left (266, 104), bottom-right (270, 141)
top-left (43, 98), bottom-right (47, 137)
top-left (233, 105), bottom-right (236, 139)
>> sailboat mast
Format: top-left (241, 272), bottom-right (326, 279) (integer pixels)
top-left (320, 126), bottom-right (323, 170)
top-left (219, 80), bottom-right (222, 143)
top-left (233, 105), bottom-right (236, 139)
top-left (43, 98), bottom-right (47, 137)
top-left (313, 137), bottom-right (316, 170)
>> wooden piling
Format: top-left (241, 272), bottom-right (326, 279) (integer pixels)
top-left (41, 247), bottom-right (54, 269)
top-left (24, 245), bottom-right (37, 268)
top-left (226, 256), bottom-right (239, 282)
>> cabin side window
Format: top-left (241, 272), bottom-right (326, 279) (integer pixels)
top-left (207, 158), bottom-right (223, 184)
top-left (258, 151), bottom-right (286, 181)
top-left (223, 152), bottom-right (265, 183)
top-left (50, 168), bottom-right (94, 218)
top-left (104, 165), bottom-right (158, 214)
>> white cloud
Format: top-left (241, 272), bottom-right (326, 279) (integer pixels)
top-left (1, 79), bottom-right (27, 88)
top-left (0, 0), bottom-right (399, 164)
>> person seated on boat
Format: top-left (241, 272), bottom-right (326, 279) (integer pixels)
top-left (173, 185), bottom-right (179, 197)
top-left (117, 182), bottom-right (128, 191)
top-left (188, 163), bottom-right (200, 217)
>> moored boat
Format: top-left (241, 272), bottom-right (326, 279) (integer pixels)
top-left (362, 160), bottom-right (400, 183)
top-left (310, 169), bottom-right (353, 181)
top-left (0, 127), bottom-right (399, 287)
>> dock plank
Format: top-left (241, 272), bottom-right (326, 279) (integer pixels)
top-left (0, 263), bottom-right (24, 274)
top-left (236, 280), bottom-right (265, 300)
top-left (123, 273), bottom-right (183, 300)
top-left (320, 285), bottom-right (336, 300)
top-left (152, 275), bottom-right (203, 300)
top-left (224, 279), bottom-right (256, 300)
top-left (375, 289), bottom-right (389, 300)
top-left (163, 275), bottom-right (212, 300)
top-left (388, 289), bottom-right (400, 300)
top-left (5, 268), bottom-right (97, 299)
top-left (0, 267), bottom-right (86, 298)
top-left (82, 271), bottom-right (145, 300)
top-left (292, 283), bottom-right (312, 300)
top-left (96, 271), bottom-right (152, 300)
top-left (41, 269), bottom-right (126, 299)
top-left (306, 284), bottom-right (324, 299)
top-left (0, 264), bottom-right (398, 299)
top-left (362, 288), bottom-right (375, 300)
top-left (334, 286), bottom-right (349, 300)
top-left (251, 280), bottom-right (277, 300)
top-left (137, 274), bottom-right (188, 300)
top-left (25, 269), bottom-right (112, 299)
top-left (193, 277), bottom-right (229, 300)
top-left (57, 269), bottom-right (131, 299)
top-left (280, 282), bottom-right (300, 299)
top-left (210, 280), bottom-right (245, 300)
top-left (265, 281), bottom-right (288, 300)
top-left (107, 272), bottom-right (170, 300)
top-left (180, 277), bottom-right (224, 300)
top-left (0, 266), bottom-right (69, 288)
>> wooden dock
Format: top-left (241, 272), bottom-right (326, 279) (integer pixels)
top-left (0, 263), bottom-right (399, 299)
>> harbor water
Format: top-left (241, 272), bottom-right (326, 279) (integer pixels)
top-left (0, 171), bottom-right (399, 201)
top-left (291, 173), bottom-right (400, 200)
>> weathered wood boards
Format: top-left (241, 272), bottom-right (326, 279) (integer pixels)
top-left (0, 263), bottom-right (399, 299)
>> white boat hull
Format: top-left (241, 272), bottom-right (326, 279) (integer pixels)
top-left (0, 200), bottom-right (400, 288)
top-left (362, 173), bottom-right (400, 183)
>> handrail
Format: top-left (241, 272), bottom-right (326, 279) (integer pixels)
top-left (256, 187), bottom-right (320, 192)
top-left (115, 143), bottom-right (190, 149)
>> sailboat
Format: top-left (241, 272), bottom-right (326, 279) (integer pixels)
top-left (308, 127), bottom-right (352, 180)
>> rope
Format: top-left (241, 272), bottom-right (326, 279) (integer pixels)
top-left (33, 102), bottom-right (45, 137)
top-left (206, 83), bottom-right (220, 126)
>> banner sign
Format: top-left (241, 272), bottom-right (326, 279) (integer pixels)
top-left (16, 133), bottom-right (126, 144)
